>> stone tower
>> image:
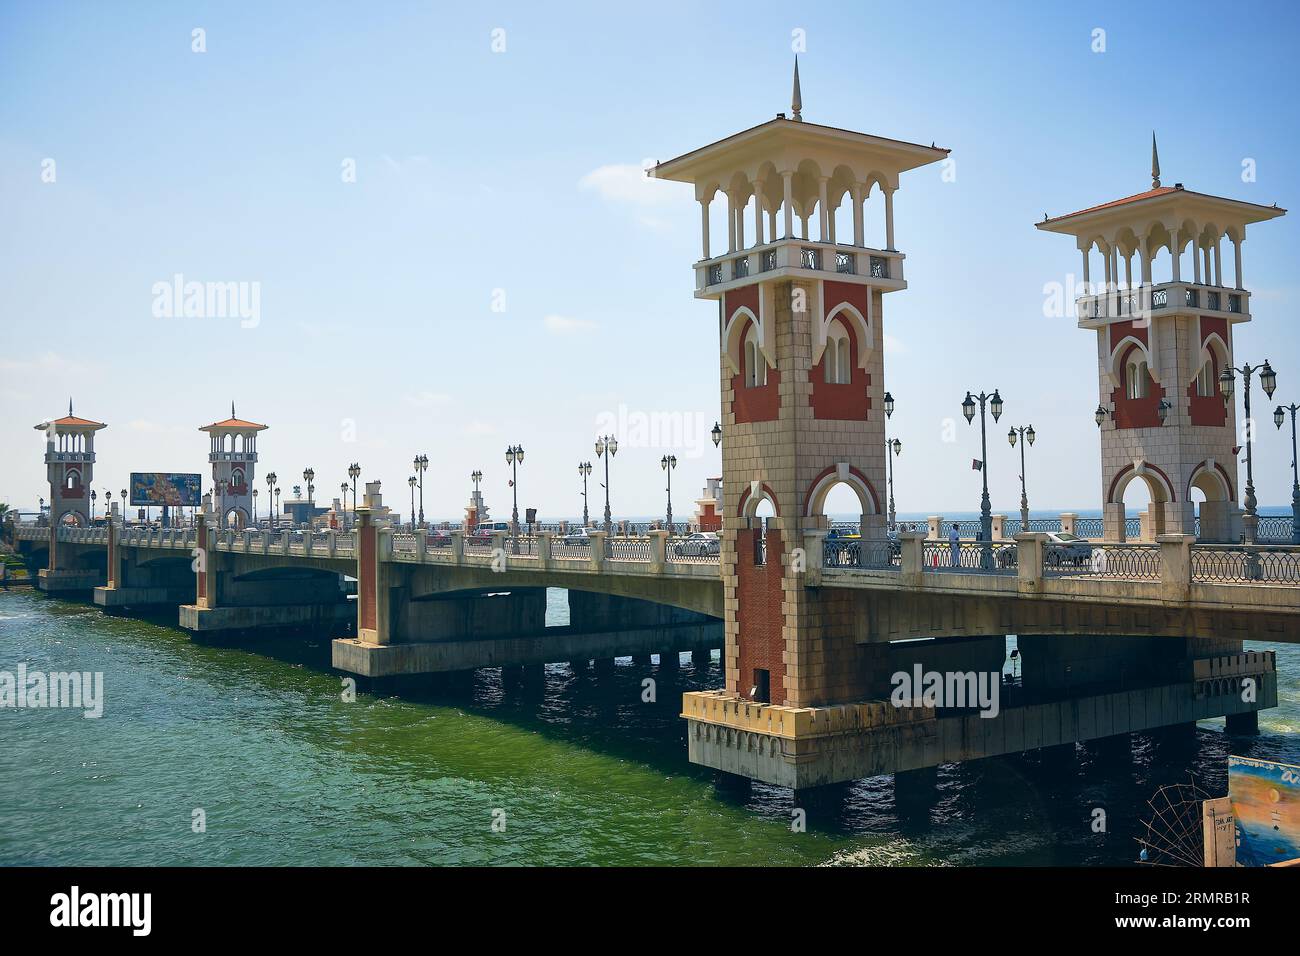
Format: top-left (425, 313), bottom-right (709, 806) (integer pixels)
top-left (34, 401), bottom-right (106, 570)
top-left (650, 65), bottom-right (948, 707)
top-left (200, 404), bottom-right (267, 529)
top-left (1037, 142), bottom-right (1285, 542)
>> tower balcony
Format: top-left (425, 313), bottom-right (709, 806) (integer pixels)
top-left (44, 451), bottom-right (94, 465)
top-left (695, 238), bottom-right (905, 299)
top-left (210, 452), bottom-right (258, 464)
top-left (1076, 281), bottom-right (1249, 329)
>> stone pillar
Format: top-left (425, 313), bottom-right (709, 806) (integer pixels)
top-left (450, 530), bottom-right (464, 565)
top-left (1059, 512), bottom-right (1077, 536)
top-left (991, 514), bottom-right (1006, 540)
top-left (802, 530), bottom-right (826, 587)
top-left (587, 531), bottom-right (608, 571)
top-left (1103, 502), bottom-right (1126, 542)
top-left (649, 529), bottom-right (669, 573)
top-left (105, 516), bottom-right (121, 591)
top-left (659, 650), bottom-right (680, 671)
top-left (884, 187), bottom-right (896, 250)
top-left (899, 531), bottom-right (925, 587)
top-left (927, 516), bottom-right (944, 540)
top-left (1015, 532), bottom-right (1045, 592)
top-left (1226, 711), bottom-right (1259, 735)
top-left (694, 648), bottom-right (712, 667)
top-left (195, 512), bottom-right (217, 609)
top-left (356, 508), bottom-right (394, 646)
top-left (1157, 533), bottom-right (1194, 603)
top-left (537, 531), bottom-right (553, 569)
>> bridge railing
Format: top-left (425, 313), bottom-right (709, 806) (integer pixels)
top-left (823, 538), bottom-right (898, 570)
top-left (608, 537), bottom-right (652, 562)
top-left (920, 540), bottom-right (1017, 574)
top-left (1191, 544), bottom-right (1300, 585)
top-left (1041, 542), bottom-right (1162, 580)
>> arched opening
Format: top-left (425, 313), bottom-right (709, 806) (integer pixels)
top-left (1189, 466), bottom-right (1234, 542)
top-left (743, 322), bottom-right (766, 388)
top-left (1110, 467), bottom-right (1174, 541)
top-left (60, 511), bottom-right (84, 527)
top-left (223, 508), bottom-right (244, 530)
top-left (823, 317), bottom-right (851, 384)
top-left (1124, 349), bottom-right (1151, 400)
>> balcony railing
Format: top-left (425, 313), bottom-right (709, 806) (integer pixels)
top-left (1077, 282), bottom-right (1248, 322)
top-left (695, 238), bottom-right (903, 292)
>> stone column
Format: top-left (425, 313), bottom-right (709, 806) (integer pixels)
top-left (899, 531), bottom-right (925, 587)
top-left (991, 514), bottom-right (1006, 540)
top-left (1157, 533), bottom-right (1194, 603)
top-left (649, 529), bottom-right (669, 573)
top-left (884, 187), bottom-right (896, 250)
top-left (1103, 502), bottom-right (1126, 542)
top-left (817, 177), bottom-right (829, 242)
top-left (782, 170), bottom-right (794, 239)
top-left (356, 507), bottom-right (394, 646)
top-left (927, 516), bottom-right (944, 540)
top-left (195, 511), bottom-right (216, 609)
top-left (450, 530), bottom-right (464, 565)
top-left (1059, 513), bottom-right (1077, 536)
top-left (105, 516), bottom-right (120, 591)
top-left (537, 531), bottom-right (553, 569)
top-left (1015, 532), bottom-right (1046, 593)
top-left (587, 531), bottom-right (608, 571)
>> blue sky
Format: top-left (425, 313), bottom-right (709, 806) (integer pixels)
top-left (2, 0), bottom-right (1298, 521)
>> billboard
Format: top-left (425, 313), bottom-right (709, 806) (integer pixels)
top-left (130, 472), bottom-right (202, 508)
top-left (1228, 754), bottom-right (1300, 865)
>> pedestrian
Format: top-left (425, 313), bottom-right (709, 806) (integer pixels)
top-left (949, 522), bottom-right (961, 567)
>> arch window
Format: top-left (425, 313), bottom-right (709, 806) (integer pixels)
top-left (824, 319), bottom-right (851, 384)
top-left (743, 324), bottom-right (767, 388)
top-left (1125, 356), bottom-right (1150, 400)
top-left (1195, 355), bottom-right (1217, 397)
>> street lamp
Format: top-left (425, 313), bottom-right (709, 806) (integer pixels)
top-left (1275, 402), bottom-right (1300, 544)
top-left (1007, 424), bottom-right (1036, 532)
top-left (595, 434), bottom-right (618, 534)
top-left (339, 482), bottom-right (349, 526)
top-left (265, 472), bottom-right (277, 529)
top-left (886, 437), bottom-right (901, 529)
top-left (104, 489), bottom-right (112, 522)
top-left (121, 488), bottom-right (128, 525)
top-left (347, 463), bottom-right (361, 516)
top-left (274, 486), bottom-right (281, 526)
top-left (1094, 404), bottom-right (1108, 427)
top-left (90, 488), bottom-right (97, 522)
top-left (303, 468), bottom-right (315, 507)
top-left (408, 475), bottom-right (417, 529)
top-left (1220, 359), bottom-right (1278, 544)
top-left (506, 445), bottom-right (524, 550)
top-left (962, 388), bottom-right (1003, 564)
top-left (414, 454), bottom-right (428, 527)
top-left (883, 391), bottom-right (895, 419)
top-left (578, 461), bottom-right (593, 527)
top-left (1157, 399), bottom-right (1171, 425)
top-left (661, 454), bottom-right (677, 532)
top-left (711, 422), bottom-right (722, 448)
top-left (252, 487), bottom-right (259, 524)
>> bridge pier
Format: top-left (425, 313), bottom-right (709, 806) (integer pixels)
top-left (1226, 710), bottom-right (1259, 735)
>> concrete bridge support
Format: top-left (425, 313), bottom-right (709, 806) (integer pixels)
top-left (94, 520), bottom-right (195, 609)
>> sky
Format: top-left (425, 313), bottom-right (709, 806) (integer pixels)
top-left (2, 0), bottom-right (1298, 522)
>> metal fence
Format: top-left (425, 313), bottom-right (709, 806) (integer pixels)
top-left (1043, 542), bottom-right (1161, 580)
top-left (824, 539), bottom-right (898, 569)
top-left (608, 537), bottom-right (651, 562)
top-left (666, 537), bottom-right (720, 565)
top-left (1191, 545), bottom-right (1300, 585)
top-left (921, 540), bottom-right (1017, 573)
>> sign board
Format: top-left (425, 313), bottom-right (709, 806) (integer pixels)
top-left (130, 473), bottom-right (202, 508)
top-left (1228, 754), bottom-right (1300, 866)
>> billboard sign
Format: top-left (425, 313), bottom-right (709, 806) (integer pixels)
top-left (130, 472), bottom-right (202, 508)
top-left (1228, 754), bottom-right (1300, 866)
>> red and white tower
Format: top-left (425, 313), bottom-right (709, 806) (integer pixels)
top-left (1038, 139), bottom-right (1285, 541)
top-left (200, 404), bottom-right (267, 529)
top-left (651, 64), bottom-right (947, 707)
top-left (34, 400), bottom-right (106, 568)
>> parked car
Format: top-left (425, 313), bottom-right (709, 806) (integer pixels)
top-left (426, 529), bottom-right (452, 547)
top-left (561, 527), bottom-right (596, 545)
top-left (1043, 531), bottom-right (1093, 567)
top-left (673, 532), bottom-right (720, 556)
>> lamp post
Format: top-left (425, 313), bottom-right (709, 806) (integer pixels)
top-left (408, 476), bottom-right (417, 529)
top-left (1007, 424), bottom-right (1036, 533)
top-left (274, 486), bottom-right (281, 527)
top-left (339, 482), bottom-right (349, 527)
top-left (252, 488), bottom-right (259, 525)
top-left (104, 489), bottom-right (112, 522)
top-left (661, 455), bottom-right (677, 532)
top-left (886, 437), bottom-right (901, 530)
top-left (121, 488), bottom-right (128, 526)
top-left (883, 392), bottom-right (897, 529)
top-left (1220, 360), bottom-right (1278, 544)
top-left (505, 445), bottom-right (524, 551)
top-left (712, 421), bottom-right (722, 449)
top-left (347, 463), bottom-right (361, 516)
top-left (1275, 402), bottom-right (1300, 544)
top-left (90, 489), bottom-right (97, 522)
top-left (962, 388), bottom-right (1003, 566)
top-left (578, 461), bottom-right (592, 527)
top-left (265, 472), bottom-right (277, 529)
top-left (595, 435), bottom-right (618, 534)
top-left (303, 468), bottom-right (315, 505)
top-left (414, 454), bottom-right (428, 527)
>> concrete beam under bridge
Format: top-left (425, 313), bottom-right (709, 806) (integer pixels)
top-left (95, 584), bottom-right (194, 609)
top-left (180, 601), bottom-right (354, 632)
top-left (332, 620), bottom-right (722, 677)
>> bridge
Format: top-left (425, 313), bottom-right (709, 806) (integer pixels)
top-left (8, 68), bottom-right (1300, 802)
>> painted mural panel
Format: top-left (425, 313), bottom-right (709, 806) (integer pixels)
top-left (1228, 754), bottom-right (1300, 865)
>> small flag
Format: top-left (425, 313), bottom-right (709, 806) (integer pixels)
top-left (972, 459), bottom-right (983, 471)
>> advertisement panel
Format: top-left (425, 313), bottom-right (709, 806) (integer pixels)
top-left (129, 473), bottom-right (202, 508)
top-left (1228, 754), bottom-right (1300, 865)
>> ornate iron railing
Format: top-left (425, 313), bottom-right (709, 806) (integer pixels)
top-left (1044, 543), bottom-right (1161, 579)
top-left (666, 537), bottom-right (720, 565)
top-left (824, 538), bottom-right (897, 570)
top-left (1258, 515), bottom-right (1296, 542)
top-left (835, 250), bottom-right (855, 274)
top-left (761, 249), bottom-right (777, 272)
top-left (706, 264), bottom-right (722, 286)
top-left (869, 256), bottom-right (889, 279)
top-left (1151, 288), bottom-right (1168, 309)
top-left (800, 247), bottom-right (821, 269)
top-left (921, 540), bottom-right (1016, 573)
top-left (1191, 545), bottom-right (1300, 585)
top-left (1228, 293), bottom-right (1242, 314)
top-left (608, 537), bottom-right (651, 562)
top-left (1208, 290), bottom-right (1221, 310)
top-left (1185, 288), bottom-right (1199, 307)
top-left (1074, 516), bottom-right (1104, 539)
top-left (731, 256), bottom-right (749, 280)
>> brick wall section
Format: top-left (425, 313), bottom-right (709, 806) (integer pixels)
top-left (734, 526), bottom-right (786, 703)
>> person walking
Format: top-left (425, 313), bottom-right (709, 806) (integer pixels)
top-left (949, 522), bottom-right (961, 568)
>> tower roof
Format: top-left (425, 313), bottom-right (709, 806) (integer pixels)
top-left (650, 116), bottom-right (949, 191)
top-left (34, 399), bottom-right (105, 431)
top-left (200, 401), bottom-right (268, 433)
top-left (1037, 184), bottom-right (1285, 236)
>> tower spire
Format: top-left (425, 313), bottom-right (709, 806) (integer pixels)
top-left (232, 400), bottom-right (236, 420)
top-left (68, 397), bottom-right (73, 418)
top-left (1151, 131), bottom-right (1161, 189)
top-left (791, 56), bottom-right (802, 122)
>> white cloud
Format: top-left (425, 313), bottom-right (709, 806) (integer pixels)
top-left (406, 390), bottom-right (453, 409)
top-left (462, 421), bottom-right (498, 436)
top-left (579, 163), bottom-right (674, 206)
top-left (0, 351), bottom-right (88, 375)
top-left (544, 314), bottom-right (598, 336)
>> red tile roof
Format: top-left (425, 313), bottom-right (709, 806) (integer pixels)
top-left (1045, 186), bottom-right (1177, 223)
top-left (49, 415), bottom-right (105, 428)
top-left (200, 417), bottom-right (267, 431)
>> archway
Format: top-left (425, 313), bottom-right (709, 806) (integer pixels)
top-left (1107, 464), bottom-right (1175, 541)
top-left (1188, 464), bottom-right (1234, 542)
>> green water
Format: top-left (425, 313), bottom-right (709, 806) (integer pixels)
top-left (2, 589), bottom-right (1298, 866)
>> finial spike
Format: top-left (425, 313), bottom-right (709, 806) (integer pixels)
top-left (1151, 131), bottom-right (1161, 189)
top-left (68, 397), bottom-right (73, 418)
top-left (232, 400), bottom-right (236, 419)
top-left (791, 56), bottom-right (802, 122)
